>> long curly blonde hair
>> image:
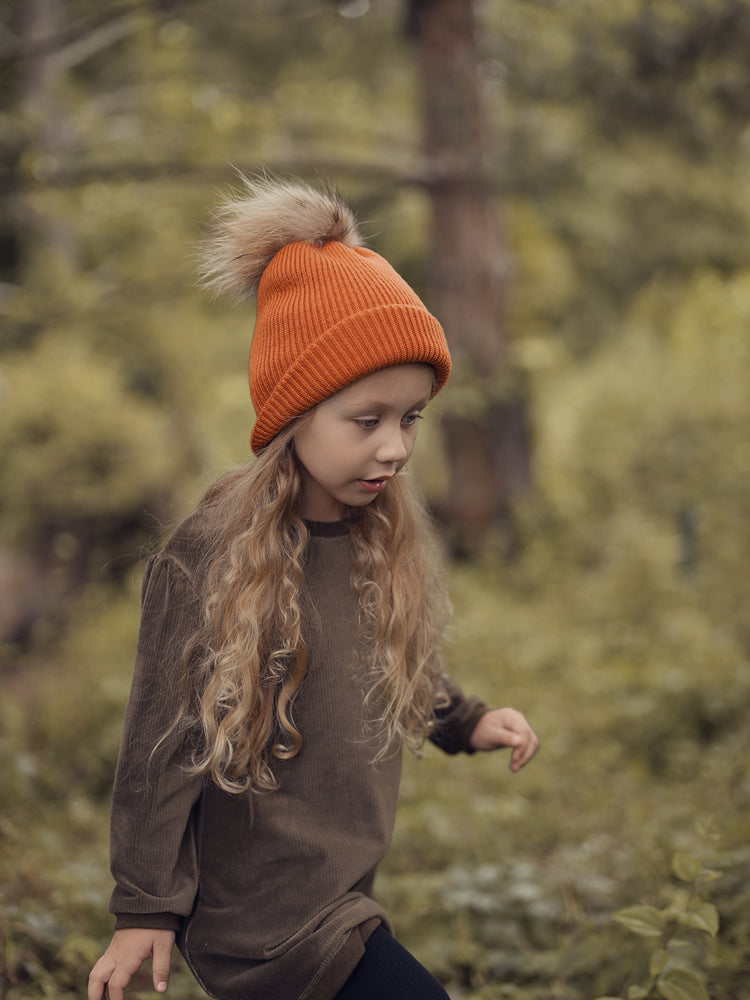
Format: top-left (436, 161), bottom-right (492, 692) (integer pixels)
top-left (169, 419), bottom-right (450, 794)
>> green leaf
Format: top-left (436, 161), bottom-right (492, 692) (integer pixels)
top-left (663, 888), bottom-right (690, 917)
top-left (671, 852), bottom-right (703, 883)
top-left (649, 949), bottom-right (670, 977)
top-left (678, 901), bottom-right (720, 937)
top-left (614, 905), bottom-right (665, 937)
top-left (656, 967), bottom-right (709, 1000)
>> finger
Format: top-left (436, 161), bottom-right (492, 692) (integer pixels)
top-left (510, 734), bottom-right (540, 771)
top-left (152, 936), bottom-right (174, 994)
top-left (489, 725), bottom-right (523, 749)
top-left (88, 960), bottom-right (114, 1000)
top-left (104, 979), bottom-right (127, 1000)
top-left (103, 977), bottom-right (126, 1000)
top-left (106, 959), bottom-right (142, 1000)
top-left (87, 975), bottom-right (105, 1000)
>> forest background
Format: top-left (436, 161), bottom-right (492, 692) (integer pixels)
top-left (1, 1), bottom-right (749, 998)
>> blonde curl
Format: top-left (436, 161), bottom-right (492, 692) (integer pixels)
top-left (165, 419), bottom-right (449, 794)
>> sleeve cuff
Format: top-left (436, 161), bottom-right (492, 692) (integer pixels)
top-left (430, 685), bottom-right (489, 755)
top-left (114, 911), bottom-right (182, 933)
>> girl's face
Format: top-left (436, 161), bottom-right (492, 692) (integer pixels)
top-left (294, 364), bottom-right (434, 522)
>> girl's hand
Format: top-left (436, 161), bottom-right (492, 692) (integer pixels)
top-left (88, 927), bottom-right (175, 1000)
top-left (469, 707), bottom-right (540, 771)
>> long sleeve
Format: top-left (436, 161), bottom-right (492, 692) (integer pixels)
top-left (429, 674), bottom-right (488, 755)
top-left (108, 554), bottom-right (205, 931)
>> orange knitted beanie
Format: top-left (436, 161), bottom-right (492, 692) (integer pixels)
top-left (200, 176), bottom-right (451, 453)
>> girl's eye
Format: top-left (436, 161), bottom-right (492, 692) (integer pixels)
top-left (355, 418), bottom-right (379, 429)
top-left (402, 413), bottom-right (423, 427)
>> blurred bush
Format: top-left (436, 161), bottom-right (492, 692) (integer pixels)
top-left (2, 0), bottom-right (750, 996)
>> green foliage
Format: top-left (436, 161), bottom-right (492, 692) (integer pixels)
top-left (0, 337), bottom-right (178, 540)
top-left (594, 849), bottom-right (721, 1000)
top-left (388, 264), bottom-right (750, 995)
top-left (2, 1), bottom-right (750, 997)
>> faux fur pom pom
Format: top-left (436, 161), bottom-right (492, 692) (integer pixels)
top-left (198, 174), bottom-right (364, 299)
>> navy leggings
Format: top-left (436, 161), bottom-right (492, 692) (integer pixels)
top-left (333, 926), bottom-right (450, 1000)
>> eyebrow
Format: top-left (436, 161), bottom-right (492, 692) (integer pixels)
top-left (344, 394), bottom-right (431, 412)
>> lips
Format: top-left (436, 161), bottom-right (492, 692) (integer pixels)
top-left (357, 476), bottom-right (392, 493)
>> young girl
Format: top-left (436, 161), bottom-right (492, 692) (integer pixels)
top-left (88, 177), bottom-right (539, 1000)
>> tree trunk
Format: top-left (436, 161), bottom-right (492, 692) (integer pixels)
top-left (12, 0), bottom-right (82, 283)
top-left (408, 0), bottom-right (532, 556)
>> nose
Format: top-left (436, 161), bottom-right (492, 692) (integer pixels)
top-left (375, 424), bottom-right (410, 466)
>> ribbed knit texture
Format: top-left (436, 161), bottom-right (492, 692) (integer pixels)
top-left (249, 241), bottom-right (451, 452)
top-left (333, 926), bottom-right (450, 999)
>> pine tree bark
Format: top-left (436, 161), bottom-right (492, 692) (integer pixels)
top-left (408, 0), bottom-right (532, 555)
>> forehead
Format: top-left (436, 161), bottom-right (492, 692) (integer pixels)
top-left (332, 364), bottom-right (434, 407)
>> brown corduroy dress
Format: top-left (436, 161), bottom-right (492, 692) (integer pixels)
top-left (108, 516), bottom-right (487, 1000)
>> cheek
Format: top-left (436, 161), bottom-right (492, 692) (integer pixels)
top-left (404, 426), bottom-right (420, 458)
top-left (293, 417), bottom-right (332, 468)
top-left (295, 425), bottom-right (354, 480)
